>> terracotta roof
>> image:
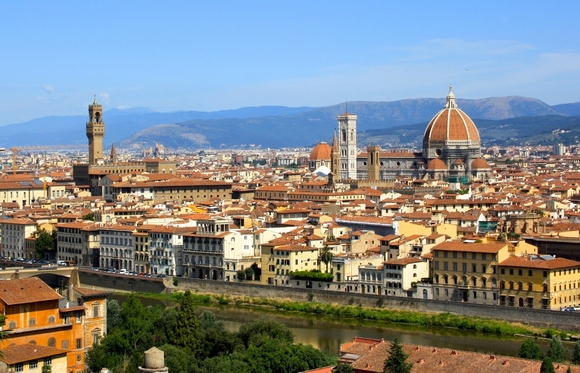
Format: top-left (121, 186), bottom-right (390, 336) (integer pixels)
top-left (309, 142), bottom-right (332, 161)
top-left (0, 344), bottom-right (67, 365)
top-left (0, 278), bottom-right (61, 305)
top-left (499, 255), bottom-right (580, 270)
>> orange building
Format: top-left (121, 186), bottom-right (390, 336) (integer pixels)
top-left (0, 278), bottom-right (109, 373)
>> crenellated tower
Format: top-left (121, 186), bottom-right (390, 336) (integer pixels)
top-left (86, 96), bottom-right (105, 165)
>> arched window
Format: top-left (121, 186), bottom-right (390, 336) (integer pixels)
top-left (48, 337), bottom-right (56, 347)
top-left (8, 321), bottom-right (17, 329)
top-left (28, 318), bottom-right (36, 327)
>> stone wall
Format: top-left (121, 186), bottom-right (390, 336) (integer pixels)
top-left (79, 271), bottom-right (580, 331)
top-left (79, 271), bottom-right (167, 294)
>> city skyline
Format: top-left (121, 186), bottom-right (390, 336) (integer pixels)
top-left (1, 1), bottom-right (579, 126)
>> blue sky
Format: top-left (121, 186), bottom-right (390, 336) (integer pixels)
top-left (1, 1), bottom-right (579, 125)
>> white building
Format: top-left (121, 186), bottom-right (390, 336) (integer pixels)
top-left (99, 225), bottom-right (135, 271)
top-left (1, 218), bottom-right (37, 260)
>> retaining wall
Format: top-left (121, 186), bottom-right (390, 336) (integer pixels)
top-left (79, 271), bottom-right (580, 331)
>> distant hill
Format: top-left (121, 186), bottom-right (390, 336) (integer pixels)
top-left (358, 115), bottom-right (580, 148)
top-left (0, 96), bottom-right (577, 149)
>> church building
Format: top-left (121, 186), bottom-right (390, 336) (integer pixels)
top-left (310, 86), bottom-right (491, 183)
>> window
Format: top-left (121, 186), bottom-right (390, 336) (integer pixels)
top-left (15, 363), bottom-right (23, 372)
top-left (76, 338), bottom-right (82, 349)
top-left (30, 361), bottom-right (37, 369)
top-left (93, 303), bottom-right (99, 318)
top-left (43, 357), bottom-right (52, 366)
top-left (8, 321), bottom-right (16, 329)
top-left (452, 262), bottom-right (457, 271)
top-left (28, 318), bottom-right (36, 327)
top-left (76, 311), bottom-right (82, 323)
top-left (62, 340), bottom-right (69, 349)
top-left (48, 337), bottom-right (56, 347)
top-left (472, 253), bottom-right (477, 260)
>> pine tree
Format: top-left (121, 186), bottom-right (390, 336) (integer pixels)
top-left (573, 340), bottom-right (580, 365)
top-left (540, 357), bottom-right (555, 373)
top-left (547, 337), bottom-right (567, 363)
top-left (383, 338), bottom-right (413, 373)
top-left (518, 338), bottom-right (543, 360)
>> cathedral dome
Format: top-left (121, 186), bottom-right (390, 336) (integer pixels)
top-left (309, 142), bottom-right (332, 161)
top-left (422, 86), bottom-right (481, 162)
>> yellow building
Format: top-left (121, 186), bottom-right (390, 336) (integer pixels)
top-left (432, 240), bottom-right (537, 305)
top-left (498, 255), bottom-right (580, 310)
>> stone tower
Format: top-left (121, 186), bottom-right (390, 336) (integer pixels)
top-left (367, 145), bottom-right (380, 181)
top-left (86, 95), bottom-right (105, 165)
top-left (337, 111), bottom-right (357, 180)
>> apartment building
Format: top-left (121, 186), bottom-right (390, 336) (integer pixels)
top-left (99, 225), bottom-right (136, 270)
top-left (432, 241), bottom-right (513, 305)
top-left (498, 254), bottom-right (580, 310)
top-left (0, 218), bottom-right (37, 260)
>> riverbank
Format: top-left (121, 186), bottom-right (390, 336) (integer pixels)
top-left (141, 290), bottom-right (573, 340)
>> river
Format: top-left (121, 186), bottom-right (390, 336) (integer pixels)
top-left (109, 294), bottom-right (574, 357)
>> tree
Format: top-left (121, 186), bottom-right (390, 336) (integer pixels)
top-left (518, 339), bottom-right (543, 360)
top-left (319, 246), bottom-right (334, 273)
top-left (244, 267), bottom-right (255, 281)
top-left (383, 338), bottom-right (412, 373)
top-left (107, 299), bottom-right (122, 332)
top-left (572, 340), bottom-right (580, 365)
top-left (34, 228), bottom-right (55, 259)
top-left (168, 291), bottom-right (202, 354)
top-left (333, 363), bottom-right (354, 373)
top-left (237, 320), bottom-right (294, 348)
top-left (237, 269), bottom-right (246, 281)
top-left (547, 337), bottom-right (567, 363)
top-left (82, 212), bottom-right (95, 221)
top-left (540, 357), bottom-right (555, 373)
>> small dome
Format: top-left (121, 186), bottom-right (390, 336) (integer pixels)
top-left (427, 158), bottom-right (447, 170)
top-left (452, 159), bottom-right (464, 165)
top-left (309, 142), bottom-right (332, 161)
top-left (471, 157), bottom-right (490, 169)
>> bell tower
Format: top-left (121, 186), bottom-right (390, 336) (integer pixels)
top-left (86, 95), bottom-right (105, 165)
top-left (337, 109), bottom-right (357, 180)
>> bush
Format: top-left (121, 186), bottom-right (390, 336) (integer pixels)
top-left (290, 270), bottom-right (333, 281)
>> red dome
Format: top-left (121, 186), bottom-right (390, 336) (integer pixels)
top-left (423, 87), bottom-right (480, 144)
top-left (309, 142), bottom-right (332, 161)
top-left (427, 158), bottom-right (447, 170)
top-left (471, 157), bottom-right (490, 169)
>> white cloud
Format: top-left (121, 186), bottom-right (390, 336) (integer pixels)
top-left (43, 85), bottom-right (55, 94)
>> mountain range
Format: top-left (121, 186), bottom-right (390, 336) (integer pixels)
top-left (2, 96), bottom-right (580, 150)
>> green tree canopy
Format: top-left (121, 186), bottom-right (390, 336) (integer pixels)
top-left (168, 291), bottom-right (202, 355)
top-left (383, 338), bottom-right (413, 373)
top-left (237, 320), bottom-right (294, 348)
top-left (319, 246), bottom-right (334, 273)
top-left (547, 337), bottom-right (567, 363)
top-left (572, 340), bottom-right (580, 365)
top-left (518, 338), bottom-right (543, 360)
top-left (34, 228), bottom-right (55, 258)
top-left (540, 357), bottom-right (556, 373)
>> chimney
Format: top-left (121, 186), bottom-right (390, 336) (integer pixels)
top-left (68, 283), bottom-right (74, 302)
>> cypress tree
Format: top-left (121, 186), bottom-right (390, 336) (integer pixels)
top-left (383, 338), bottom-right (413, 373)
top-left (540, 357), bottom-right (555, 373)
top-left (518, 338), bottom-right (543, 360)
top-left (547, 337), bottom-right (567, 363)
